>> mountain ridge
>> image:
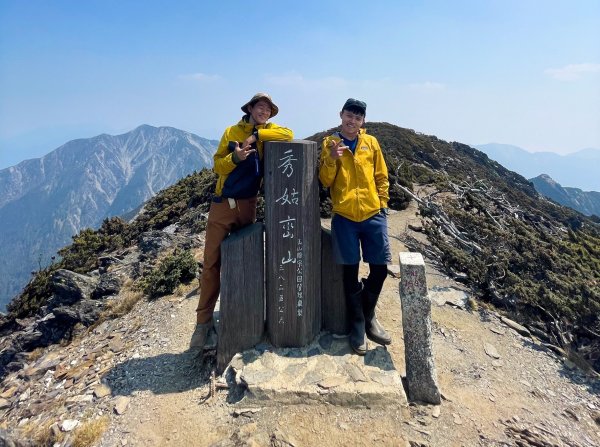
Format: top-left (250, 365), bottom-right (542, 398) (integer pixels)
top-left (475, 143), bottom-right (600, 192)
top-left (531, 174), bottom-right (600, 217)
top-left (0, 125), bottom-right (217, 311)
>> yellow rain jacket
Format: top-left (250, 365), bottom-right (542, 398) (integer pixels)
top-left (319, 129), bottom-right (389, 222)
top-left (213, 118), bottom-right (293, 197)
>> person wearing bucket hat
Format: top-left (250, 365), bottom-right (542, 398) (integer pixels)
top-left (190, 93), bottom-right (293, 351)
top-left (241, 92), bottom-right (279, 117)
top-left (319, 98), bottom-right (392, 355)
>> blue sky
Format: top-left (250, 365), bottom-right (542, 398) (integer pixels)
top-left (1, 0), bottom-right (599, 169)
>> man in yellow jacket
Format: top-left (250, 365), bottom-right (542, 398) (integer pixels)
top-left (190, 93), bottom-right (294, 350)
top-left (319, 98), bottom-right (392, 355)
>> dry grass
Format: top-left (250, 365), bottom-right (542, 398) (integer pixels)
top-left (102, 289), bottom-right (144, 319)
top-left (121, 277), bottom-right (134, 289)
top-left (173, 283), bottom-right (187, 297)
top-left (173, 281), bottom-right (196, 298)
top-left (71, 416), bottom-right (110, 447)
top-left (466, 297), bottom-right (479, 311)
top-left (128, 317), bottom-right (143, 333)
top-left (20, 419), bottom-right (64, 446)
top-left (26, 346), bottom-right (46, 362)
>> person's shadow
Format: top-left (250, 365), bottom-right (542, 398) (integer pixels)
top-left (102, 331), bottom-right (399, 396)
top-left (103, 349), bottom-right (214, 397)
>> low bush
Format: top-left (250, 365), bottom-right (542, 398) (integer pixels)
top-left (140, 249), bottom-right (198, 299)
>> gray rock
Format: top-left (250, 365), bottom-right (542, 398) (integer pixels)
top-left (94, 384), bottom-right (112, 398)
top-left (93, 273), bottom-right (123, 299)
top-left (500, 316), bottom-right (531, 337)
top-left (484, 343), bottom-right (501, 359)
top-left (53, 299), bottom-right (102, 326)
top-left (14, 329), bottom-right (44, 351)
top-left (60, 419), bottom-right (80, 432)
top-left (98, 255), bottom-right (122, 273)
top-left (114, 396), bottom-right (131, 415)
top-left (138, 231), bottom-right (174, 255)
top-left (399, 252), bottom-right (441, 405)
top-left (387, 264), bottom-right (401, 278)
top-left (49, 269), bottom-right (98, 307)
top-left (344, 363), bottom-right (368, 382)
top-left (429, 286), bottom-right (469, 308)
top-left (0, 428), bottom-right (34, 447)
top-left (317, 376), bottom-right (347, 389)
top-left (233, 338), bottom-right (406, 407)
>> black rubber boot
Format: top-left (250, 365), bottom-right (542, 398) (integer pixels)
top-left (362, 281), bottom-right (392, 345)
top-left (346, 285), bottom-right (367, 355)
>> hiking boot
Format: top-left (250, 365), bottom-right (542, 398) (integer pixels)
top-left (362, 281), bottom-right (392, 346)
top-left (189, 319), bottom-right (214, 349)
top-left (346, 284), bottom-right (367, 355)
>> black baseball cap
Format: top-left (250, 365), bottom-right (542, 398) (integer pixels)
top-left (342, 98), bottom-right (367, 115)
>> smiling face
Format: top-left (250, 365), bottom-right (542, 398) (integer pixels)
top-left (339, 109), bottom-right (365, 139)
top-left (247, 99), bottom-right (272, 125)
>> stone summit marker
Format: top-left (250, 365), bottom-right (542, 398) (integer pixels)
top-left (264, 140), bottom-right (321, 347)
top-left (216, 141), bottom-right (419, 409)
top-left (399, 252), bottom-right (441, 404)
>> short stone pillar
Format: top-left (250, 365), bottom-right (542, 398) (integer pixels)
top-left (264, 140), bottom-right (321, 347)
top-left (399, 252), bottom-right (441, 404)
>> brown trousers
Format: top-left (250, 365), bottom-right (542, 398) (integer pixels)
top-left (195, 197), bottom-right (257, 324)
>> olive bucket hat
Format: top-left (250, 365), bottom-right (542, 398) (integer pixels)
top-left (241, 92), bottom-right (279, 118)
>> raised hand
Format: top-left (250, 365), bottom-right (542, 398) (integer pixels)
top-left (241, 133), bottom-right (257, 150)
top-left (329, 139), bottom-right (348, 159)
top-left (233, 141), bottom-right (256, 162)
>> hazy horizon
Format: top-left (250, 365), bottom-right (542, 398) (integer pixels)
top-left (1, 1), bottom-right (599, 169)
top-left (2, 124), bottom-right (600, 172)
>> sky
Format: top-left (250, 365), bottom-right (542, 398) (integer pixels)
top-left (1, 0), bottom-right (599, 169)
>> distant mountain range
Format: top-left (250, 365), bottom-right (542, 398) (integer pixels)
top-left (530, 174), bottom-right (600, 217)
top-left (0, 125), bottom-right (217, 311)
top-left (475, 143), bottom-right (600, 192)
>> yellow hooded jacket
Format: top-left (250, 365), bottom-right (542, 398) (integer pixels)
top-left (319, 129), bottom-right (389, 222)
top-left (213, 118), bottom-right (293, 197)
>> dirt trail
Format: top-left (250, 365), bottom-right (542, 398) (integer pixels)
top-left (98, 203), bottom-right (600, 447)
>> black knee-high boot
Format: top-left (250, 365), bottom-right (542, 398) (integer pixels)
top-left (346, 283), bottom-right (367, 355)
top-left (362, 282), bottom-right (392, 345)
top-left (342, 264), bottom-right (367, 355)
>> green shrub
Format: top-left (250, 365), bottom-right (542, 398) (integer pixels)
top-left (7, 265), bottom-right (59, 318)
top-left (141, 249), bottom-right (198, 299)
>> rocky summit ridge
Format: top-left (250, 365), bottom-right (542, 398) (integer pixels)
top-left (1, 209), bottom-right (598, 446)
top-left (0, 122), bottom-right (599, 446)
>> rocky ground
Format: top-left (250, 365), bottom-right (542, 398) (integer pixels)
top-left (1, 203), bottom-right (599, 446)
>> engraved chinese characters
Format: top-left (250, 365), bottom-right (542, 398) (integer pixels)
top-left (264, 141), bottom-right (321, 347)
